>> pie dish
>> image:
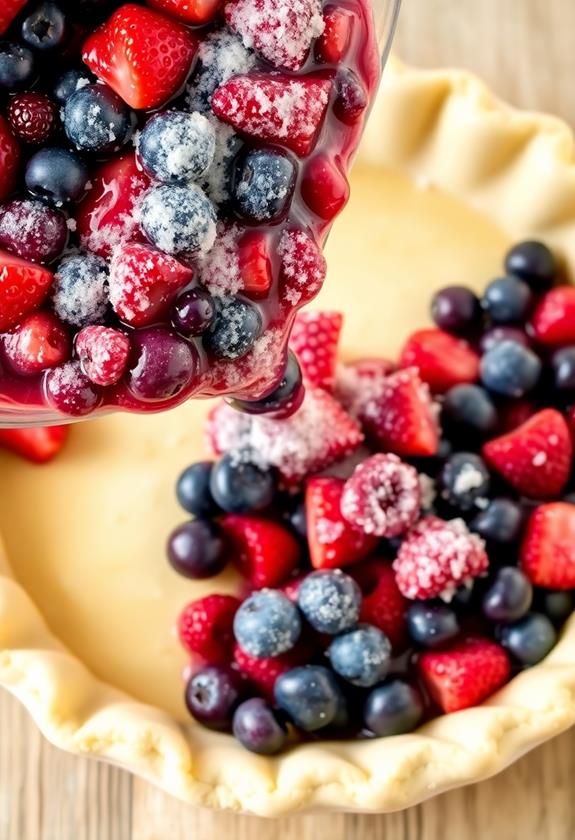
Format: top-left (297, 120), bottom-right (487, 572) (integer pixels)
top-left (2, 58), bottom-right (575, 816)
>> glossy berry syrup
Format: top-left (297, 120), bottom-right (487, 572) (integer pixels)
top-left (0, 0), bottom-right (381, 420)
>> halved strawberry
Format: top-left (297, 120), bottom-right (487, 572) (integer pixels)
top-left (351, 558), bottom-right (408, 650)
top-left (418, 637), bottom-right (511, 713)
top-left (306, 476), bottom-right (378, 569)
top-left (0, 115), bottom-right (20, 202)
top-left (212, 74), bottom-right (332, 156)
top-left (0, 0), bottom-right (27, 35)
top-left (399, 328), bottom-right (480, 393)
top-left (0, 251), bottom-right (54, 331)
top-left (83, 4), bottom-right (198, 110)
top-left (289, 310), bottom-right (343, 391)
top-left (315, 5), bottom-right (354, 64)
top-left (3, 311), bottom-right (70, 375)
top-left (520, 502), bottom-right (575, 590)
top-left (530, 286), bottom-right (575, 347)
top-left (482, 408), bottom-right (572, 499)
top-left (237, 231), bottom-right (272, 299)
top-left (147, 0), bottom-right (222, 25)
top-left (76, 153), bottom-right (150, 258)
top-left (0, 426), bottom-right (69, 464)
top-left (278, 228), bottom-right (327, 306)
top-left (222, 515), bottom-right (300, 588)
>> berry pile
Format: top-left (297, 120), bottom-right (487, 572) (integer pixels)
top-left (0, 0), bottom-right (379, 419)
top-left (170, 240), bottom-right (575, 755)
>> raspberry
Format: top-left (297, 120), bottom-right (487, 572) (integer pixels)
top-left (7, 93), bottom-right (59, 145)
top-left (75, 326), bottom-right (131, 387)
top-left (178, 594), bottom-right (241, 663)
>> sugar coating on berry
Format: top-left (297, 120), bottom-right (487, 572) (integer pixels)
top-left (140, 184), bottom-right (217, 256)
top-left (76, 326), bottom-right (130, 387)
top-left (279, 229), bottom-right (327, 306)
top-left (201, 118), bottom-right (242, 205)
top-left (139, 111), bottom-right (216, 183)
top-left (335, 361), bottom-right (394, 417)
top-left (52, 253), bottom-right (109, 327)
top-left (44, 360), bottom-right (102, 415)
top-left (0, 199), bottom-right (67, 262)
top-left (80, 171), bottom-right (149, 257)
top-left (197, 224), bottom-right (243, 297)
top-left (341, 453), bottom-right (422, 538)
top-left (186, 28), bottom-right (256, 113)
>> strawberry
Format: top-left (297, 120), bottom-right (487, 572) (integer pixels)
top-left (289, 310), bottom-right (343, 391)
top-left (418, 637), bottom-right (511, 713)
top-left (315, 5), bottom-right (354, 64)
top-left (206, 387), bottom-right (363, 485)
top-left (234, 643), bottom-right (309, 698)
top-left (335, 358), bottom-right (395, 414)
top-left (82, 4), bottom-right (198, 110)
top-left (225, 0), bottom-right (324, 71)
top-left (530, 286), bottom-right (575, 347)
top-left (0, 426), bottom-right (69, 464)
top-left (306, 476), bottom-right (378, 569)
top-left (147, 0), bottom-right (222, 25)
top-left (109, 242), bottom-right (194, 327)
top-left (351, 559), bottom-right (408, 650)
top-left (76, 326), bottom-right (130, 387)
top-left (237, 231), bottom-right (272, 299)
top-left (221, 515), bottom-right (300, 588)
top-left (3, 311), bottom-right (70, 375)
top-left (0, 251), bottom-right (54, 331)
top-left (301, 154), bottom-right (350, 221)
top-left (0, 115), bottom-right (20, 202)
top-left (178, 594), bottom-right (241, 663)
top-left (0, 0), bottom-right (27, 35)
top-left (482, 408), bottom-right (572, 499)
top-left (76, 153), bottom-right (150, 258)
top-left (520, 502), bottom-right (575, 590)
top-left (399, 328), bottom-right (480, 393)
top-left (212, 74), bottom-right (332, 156)
top-left (278, 228), bottom-right (327, 306)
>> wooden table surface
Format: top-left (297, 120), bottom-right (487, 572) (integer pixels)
top-left (4, 1), bottom-right (575, 838)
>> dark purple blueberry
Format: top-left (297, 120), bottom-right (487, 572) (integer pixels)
top-left (21, 2), bottom-right (67, 50)
top-left (431, 286), bottom-right (481, 334)
top-left (480, 340), bottom-right (542, 398)
top-left (52, 67), bottom-right (94, 104)
top-left (0, 199), bottom-right (68, 264)
top-left (176, 461), bottom-right (220, 518)
top-left (442, 384), bottom-right (498, 437)
top-left (482, 567), bottom-right (533, 623)
top-left (140, 183), bottom-right (217, 257)
top-left (274, 665), bottom-right (343, 732)
top-left (333, 68), bottom-right (368, 124)
top-left (127, 327), bottom-right (199, 402)
top-left (172, 288), bottom-right (215, 336)
top-left (439, 452), bottom-right (490, 512)
top-left (25, 147), bottom-right (89, 205)
top-left (479, 325), bottom-right (531, 354)
top-left (185, 666), bottom-right (243, 730)
top-left (52, 253), bottom-right (109, 327)
top-left (0, 42), bottom-right (36, 90)
top-left (328, 624), bottom-right (391, 687)
top-left (287, 498), bottom-right (307, 539)
top-left (363, 679), bottom-right (424, 737)
top-left (209, 452), bottom-right (276, 514)
top-left (497, 612), bottom-right (557, 665)
top-left (406, 601), bottom-right (460, 648)
top-left (204, 297), bottom-right (262, 360)
top-left (227, 352), bottom-right (304, 418)
top-left (232, 698), bottom-right (287, 755)
top-left (64, 84), bottom-right (135, 153)
top-left (551, 346), bottom-right (575, 392)
top-left (232, 148), bottom-right (296, 223)
top-left (138, 111), bottom-right (215, 184)
top-left (167, 519), bottom-right (228, 579)
top-left (44, 360), bottom-right (102, 416)
top-left (234, 590), bottom-right (301, 658)
top-left (297, 569), bottom-right (361, 635)
top-left (470, 498), bottom-right (525, 544)
top-left (481, 276), bottom-right (533, 324)
top-left (504, 240), bottom-right (557, 291)
top-left (538, 590), bottom-right (574, 623)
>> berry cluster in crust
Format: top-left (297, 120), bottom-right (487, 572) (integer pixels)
top-left (0, 0), bottom-right (379, 419)
top-left (169, 240), bottom-right (575, 755)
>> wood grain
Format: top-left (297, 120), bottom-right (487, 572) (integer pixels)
top-left (3, 1), bottom-right (575, 838)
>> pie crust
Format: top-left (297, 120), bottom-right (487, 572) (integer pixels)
top-left (3, 59), bottom-right (575, 816)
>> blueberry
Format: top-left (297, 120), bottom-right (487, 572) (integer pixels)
top-left (126, 327), bottom-right (199, 402)
top-left (26, 147), bottom-right (89, 205)
top-left (406, 601), bottom-right (460, 648)
top-left (232, 148), bottom-right (297, 223)
top-left (274, 665), bottom-right (343, 731)
top-left (209, 453), bottom-right (276, 514)
top-left (328, 624), bottom-right (391, 687)
top-left (480, 340), bottom-right (542, 397)
top-left (504, 240), bottom-right (557, 291)
top-left (140, 184), bottom-right (217, 257)
top-left (176, 461), bottom-right (220, 518)
top-left (138, 111), bottom-right (215, 184)
top-left (497, 612), bottom-right (557, 665)
top-left (52, 67), bottom-right (93, 104)
top-left (481, 276), bottom-right (533, 324)
top-left (167, 519), bottom-right (228, 579)
top-left (470, 498), bottom-right (525, 544)
top-left (479, 325), bottom-right (531, 354)
top-left (22, 2), bottom-right (67, 50)
top-left (287, 498), bottom-right (307, 539)
top-left (538, 590), bottom-right (574, 623)
top-left (297, 570), bottom-right (362, 635)
top-left (185, 666), bottom-right (243, 730)
top-left (430, 286), bottom-right (481, 334)
top-left (204, 297), bottom-right (262, 360)
top-left (234, 590), bottom-right (301, 658)
top-left (227, 352), bottom-right (304, 417)
top-left (171, 287), bottom-right (215, 336)
top-left (482, 567), bottom-right (533, 623)
top-left (52, 253), bottom-right (109, 327)
top-left (551, 346), bottom-right (575, 392)
top-left (232, 698), bottom-right (287, 755)
top-left (63, 84), bottom-right (135, 153)
top-left (363, 679), bottom-right (424, 737)
top-left (186, 30), bottom-right (255, 113)
top-left (0, 42), bottom-right (35, 90)
top-left (439, 452), bottom-right (490, 512)
top-left (442, 384), bottom-right (498, 437)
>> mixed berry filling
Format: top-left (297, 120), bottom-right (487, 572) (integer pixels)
top-left (169, 240), bottom-right (575, 754)
top-left (0, 0), bottom-right (379, 419)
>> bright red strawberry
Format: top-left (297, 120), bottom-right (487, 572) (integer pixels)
top-left (335, 357), bottom-right (395, 414)
top-left (0, 0), bottom-right (27, 35)
top-left (147, 0), bottom-right (221, 25)
top-left (0, 115), bottom-right (20, 202)
top-left (418, 637), bottom-right (511, 713)
top-left (0, 426), bottom-right (69, 464)
top-left (234, 643), bottom-right (309, 698)
top-left (278, 228), bottom-right (327, 306)
top-left (76, 153), bottom-right (150, 258)
top-left (82, 4), bottom-right (198, 110)
top-left (351, 559), bottom-right (408, 650)
top-left (306, 476), bottom-right (378, 570)
top-left (212, 74), bottom-right (332, 156)
top-left (301, 154), bottom-right (350, 221)
top-left (399, 328), bottom-right (480, 393)
top-left (222, 515), bottom-right (300, 588)
top-left (289, 310), bottom-right (343, 391)
top-left (225, 0), bottom-right (324, 71)
top-left (520, 502), bottom-right (575, 589)
top-left (315, 5), bottom-right (354, 64)
top-left (178, 594), bottom-right (241, 662)
top-left (3, 311), bottom-right (70, 375)
top-left (109, 242), bottom-right (194, 327)
top-left (482, 409), bottom-right (572, 499)
top-left (530, 286), bottom-right (575, 347)
top-left (76, 326), bottom-right (131, 387)
top-left (0, 251), bottom-right (54, 331)
top-left (237, 231), bottom-right (272, 299)
top-left (393, 516), bottom-right (488, 601)
top-left (207, 387), bottom-right (363, 485)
